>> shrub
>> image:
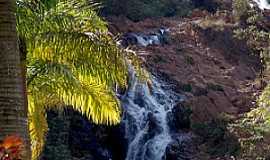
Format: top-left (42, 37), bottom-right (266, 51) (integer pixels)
top-left (184, 55), bottom-right (195, 65)
top-left (99, 0), bottom-right (193, 21)
top-left (179, 83), bottom-right (193, 92)
top-left (232, 2), bottom-right (270, 159)
top-left (198, 18), bottom-right (228, 31)
top-left (207, 83), bottom-right (224, 92)
top-left (229, 108), bottom-right (270, 159)
top-left (232, 0), bottom-right (249, 22)
top-left (192, 118), bottom-right (240, 157)
top-left (192, 0), bottom-right (219, 12)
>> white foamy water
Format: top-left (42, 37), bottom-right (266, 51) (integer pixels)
top-left (121, 68), bottom-right (180, 160)
top-left (253, 0), bottom-right (270, 9)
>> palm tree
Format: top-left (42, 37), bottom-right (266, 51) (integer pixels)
top-left (16, 0), bottom-right (146, 159)
top-left (0, 0), bottom-right (31, 159)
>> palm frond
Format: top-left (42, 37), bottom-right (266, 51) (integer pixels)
top-left (27, 59), bottom-right (121, 124)
top-left (16, 0), bottom-right (147, 159)
top-left (27, 60), bottom-right (122, 159)
top-left (17, 0), bottom-right (129, 87)
top-left (31, 31), bottom-right (128, 86)
top-left (28, 94), bottom-right (48, 160)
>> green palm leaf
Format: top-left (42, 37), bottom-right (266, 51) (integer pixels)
top-left (16, 0), bottom-right (147, 159)
top-left (27, 59), bottom-right (121, 125)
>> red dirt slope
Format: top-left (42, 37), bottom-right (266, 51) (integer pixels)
top-left (108, 13), bottom-right (262, 123)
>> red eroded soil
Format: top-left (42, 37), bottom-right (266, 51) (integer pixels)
top-left (108, 13), bottom-right (262, 123)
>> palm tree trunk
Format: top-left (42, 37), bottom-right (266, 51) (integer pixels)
top-left (0, 0), bottom-right (31, 159)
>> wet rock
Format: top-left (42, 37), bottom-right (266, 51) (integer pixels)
top-left (121, 33), bottom-right (138, 47)
top-left (192, 86), bottom-right (208, 96)
top-left (159, 28), bottom-right (171, 45)
top-left (134, 95), bottom-right (146, 108)
top-left (68, 113), bottom-right (114, 160)
top-left (106, 9), bottom-right (262, 160)
top-left (192, 0), bottom-right (219, 13)
top-left (72, 154), bottom-right (94, 160)
top-left (120, 28), bottom-right (170, 47)
top-left (149, 34), bottom-right (161, 45)
top-left (116, 85), bottom-right (126, 96)
top-left (134, 16), bottom-right (259, 123)
top-left (167, 102), bottom-right (192, 132)
top-left (123, 112), bottom-right (138, 140)
top-left (44, 110), bottom-right (127, 160)
top-left (147, 112), bottom-right (163, 138)
top-left (164, 133), bottom-right (196, 160)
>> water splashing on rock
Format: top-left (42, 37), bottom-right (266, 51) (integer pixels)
top-left (121, 67), bottom-right (183, 160)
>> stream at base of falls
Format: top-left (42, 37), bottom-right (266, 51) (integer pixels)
top-left (120, 68), bottom-right (186, 160)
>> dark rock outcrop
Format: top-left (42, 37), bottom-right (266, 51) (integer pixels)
top-left (167, 102), bottom-right (192, 132)
top-left (43, 110), bottom-right (127, 160)
top-left (120, 28), bottom-right (170, 48)
top-left (164, 133), bottom-right (196, 160)
top-left (111, 14), bottom-right (260, 123)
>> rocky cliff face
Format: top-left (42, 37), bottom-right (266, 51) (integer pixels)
top-left (43, 7), bottom-right (264, 160)
top-left (42, 110), bottom-right (128, 160)
top-left (107, 11), bottom-right (263, 159)
top-left (109, 12), bottom-right (261, 124)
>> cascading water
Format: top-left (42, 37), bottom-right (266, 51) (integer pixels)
top-left (121, 68), bottom-right (181, 160)
top-left (253, 0), bottom-right (270, 9)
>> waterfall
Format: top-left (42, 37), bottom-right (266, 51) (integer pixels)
top-left (253, 0), bottom-right (270, 9)
top-left (121, 68), bottom-right (181, 160)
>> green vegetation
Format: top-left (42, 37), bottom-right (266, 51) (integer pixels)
top-left (5, 0), bottom-right (269, 159)
top-left (184, 55), bottom-right (195, 65)
top-left (198, 17), bottom-right (228, 31)
top-left (233, 0), bottom-right (270, 70)
top-left (99, 0), bottom-right (226, 21)
top-left (233, 0), bottom-right (270, 115)
top-left (179, 83), bottom-right (193, 92)
top-left (192, 118), bottom-right (240, 157)
top-left (231, 0), bottom-right (270, 159)
top-left (229, 110), bottom-right (270, 159)
top-left (42, 112), bottom-right (72, 160)
top-left (99, 0), bottom-right (193, 21)
top-left (206, 83), bottom-right (224, 92)
top-left (16, 0), bottom-right (145, 159)
top-left (232, 0), bottom-right (249, 22)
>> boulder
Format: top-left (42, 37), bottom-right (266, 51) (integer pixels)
top-left (121, 32), bottom-right (138, 47)
top-left (43, 110), bottom-right (127, 160)
top-left (167, 102), bottom-right (192, 132)
top-left (164, 133), bottom-right (196, 160)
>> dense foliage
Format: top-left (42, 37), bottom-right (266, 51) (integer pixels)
top-left (98, 0), bottom-right (225, 21)
top-left (16, 0), bottom-right (145, 159)
top-left (99, 0), bottom-right (193, 21)
top-left (233, 0), bottom-right (270, 109)
top-left (232, 0), bottom-right (270, 159)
